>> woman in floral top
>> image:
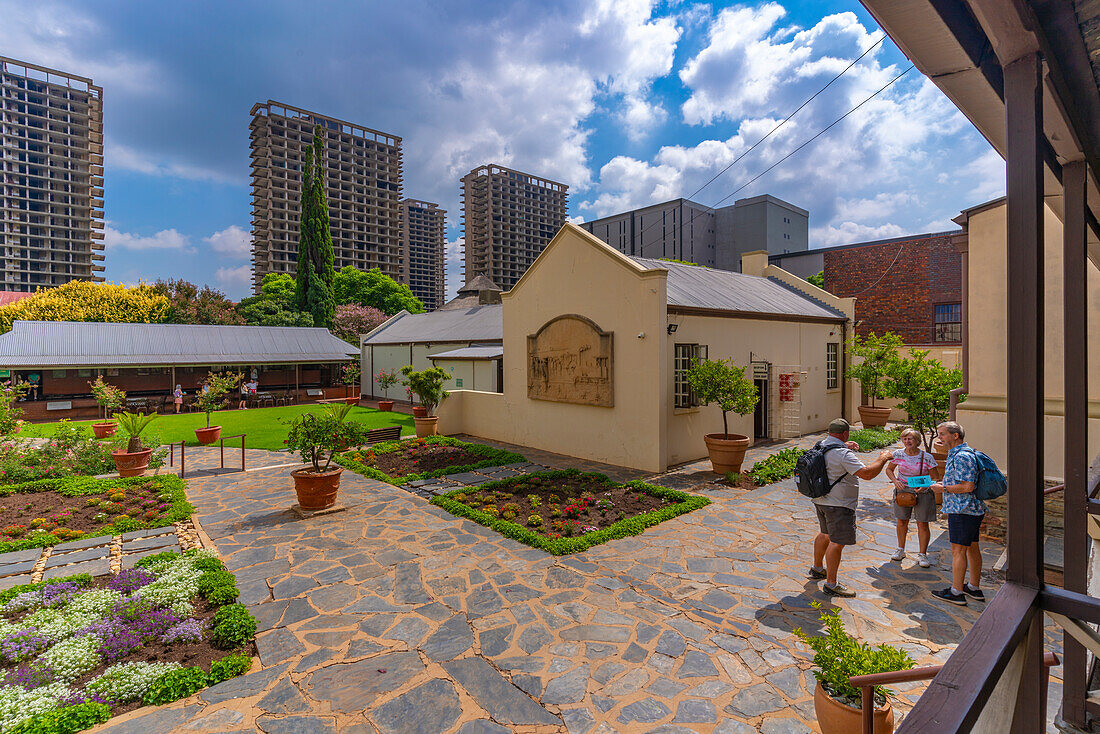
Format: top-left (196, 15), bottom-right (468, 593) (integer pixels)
top-left (885, 428), bottom-right (937, 567)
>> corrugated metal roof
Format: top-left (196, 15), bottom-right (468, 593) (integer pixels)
top-left (630, 257), bottom-right (846, 320)
top-left (362, 305), bottom-right (502, 345)
top-left (0, 321), bottom-right (357, 367)
top-left (429, 346), bottom-right (504, 360)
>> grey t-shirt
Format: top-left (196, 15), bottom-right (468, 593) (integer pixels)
top-left (811, 436), bottom-right (867, 511)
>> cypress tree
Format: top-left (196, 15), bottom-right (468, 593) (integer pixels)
top-left (294, 125), bottom-right (336, 327)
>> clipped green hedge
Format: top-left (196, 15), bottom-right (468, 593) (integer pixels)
top-left (335, 435), bottom-right (525, 485)
top-left (849, 427), bottom-right (901, 451)
top-left (0, 475), bottom-right (192, 554)
top-left (430, 469), bottom-right (710, 555)
top-left (142, 651), bottom-right (252, 707)
top-left (8, 702), bottom-right (110, 734)
top-left (745, 447), bottom-right (806, 486)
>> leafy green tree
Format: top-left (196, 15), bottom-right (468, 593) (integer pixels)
top-left (885, 349), bottom-right (964, 451)
top-left (685, 358), bottom-right (759, 439)
top-left (194, 371), bottom-right (243, 428)
top-left (237, 273), bottom-right (313, 327)
top-left (807, 270), bottom-right (825, 289)
top-left (333, 267), bottom-right (424, 314)
top-left (845, 332), bottom-right (904, 407)
top-left (295, 125), bottom-right (336, 327)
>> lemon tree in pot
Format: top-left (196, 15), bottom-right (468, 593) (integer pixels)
top-left (193, 371), bottom-right (242, 445)
top-left (89, 376), bottom-right (124, 439)
top-left (795, 604), bottom-right (913, 734)
top-left (285, 403), bottom-right (363, 511)
top-left (400, 365), bottom-right (450, 437)
top-left (846, 332), bottom-right (903, 428)
top-left (111, 411), bottom-right (158, 477)
top-left (686, 358), bottom-right (759, 475)
top-left (341, 361), bottom-right (361, 404)
top-left (374, 368), bottom-right (399, 411)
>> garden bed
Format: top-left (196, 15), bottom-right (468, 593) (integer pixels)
top-left (0, 550), bottom-right (257, 733)
top-left (431, 469), bottom-right (710, 554)
top-left (336, 436), bottom-right (525, 484)
top-left (0, 476), bottom-right (191, 553)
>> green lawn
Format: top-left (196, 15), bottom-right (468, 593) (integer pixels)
top-left (19, 404), bottom-right (414, 452)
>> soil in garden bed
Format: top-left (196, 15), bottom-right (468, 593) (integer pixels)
top-left (0, 481), bottom-right (173, 542)
top-left (452, 474), bottom-right (669, 537)
top-left (353, 442), bottom-right (495, 478)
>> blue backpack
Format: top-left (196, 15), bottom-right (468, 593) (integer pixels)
top-left (958, 447), bottom-right (1007, 501)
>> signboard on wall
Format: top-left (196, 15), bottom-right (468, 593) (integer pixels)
top-left (527, 314), bottom-right (614, 407)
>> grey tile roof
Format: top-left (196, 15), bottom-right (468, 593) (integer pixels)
top-left (428, 346), bottom-right (504, 360)
top-left (0, 321), bottom-right (357, 368)
top-left (630, 257), bottom-right (846, 320)
top-left (362, 304), bottom-right (502, 345)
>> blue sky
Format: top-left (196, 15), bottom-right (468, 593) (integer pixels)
top-left (0, 0), bottom-right (1003, 301)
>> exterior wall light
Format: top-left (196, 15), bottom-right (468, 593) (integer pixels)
top-left (667, 323), bottom-right (678, 335)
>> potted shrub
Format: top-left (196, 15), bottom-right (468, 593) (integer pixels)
top-left (406, 386), bottom-right (427, 418)
top-left (88, 376), bottom-right (124, 439)
top-left (795, 604), bottom-right (914, 734)
top-left (111, 411), bottom-right (158, 477)
top-left (375, 368), bottom-right (399, 412)
top-left (846, 332), bottom-right (903, 428)
top-left (686, 358), bottom-right (759, 474)
top-left (400, 365), bottom-right (450, 437)
top-left (193, 371), bottom-right (242, 445)
top-left (341, 362), bottom-right (361, 405)
top-left (285, 403), bottom-right (363, 510)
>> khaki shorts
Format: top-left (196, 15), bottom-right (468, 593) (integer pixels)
top-left (814, 504), bottom-right (856, 546)
top-left (892, 489), bottom-right (937, 523)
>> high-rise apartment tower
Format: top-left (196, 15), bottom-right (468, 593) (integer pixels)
top-left (461, 164), bottom-right (568, 290)
top-left (400, 199), bottom-right (446, 311)
top-left (249, 101), bottom-right (403, 292)
top-left (0, 56), bottom-right (104, 291)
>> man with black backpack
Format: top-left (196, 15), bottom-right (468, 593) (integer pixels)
top-left (800, 418), bottom-right (893, 598)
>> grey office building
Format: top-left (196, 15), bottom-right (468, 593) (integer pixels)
top-left (0, 56), bottom-right (105, 291)
top-left (580, 194), bottom-right (807, 271)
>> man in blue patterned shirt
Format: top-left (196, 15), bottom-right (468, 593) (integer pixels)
top-left (929, 421), bottom-right (986, 606)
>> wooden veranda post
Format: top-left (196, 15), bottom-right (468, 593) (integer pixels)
top-left (1004, 50), bottom-right (1045, 732)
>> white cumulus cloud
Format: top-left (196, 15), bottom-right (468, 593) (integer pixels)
top-left (214, 265), bottom-right (251, 292)
top-left (103, 224), bottom-right (190, 251)
top-left (204, 225), bottom-right (251, 259)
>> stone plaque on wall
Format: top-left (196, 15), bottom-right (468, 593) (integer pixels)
top-left (527, 315), bottom-right (613, 407)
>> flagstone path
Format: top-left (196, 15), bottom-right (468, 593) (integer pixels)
top-left (91, 438), bottom-right (1057, 733)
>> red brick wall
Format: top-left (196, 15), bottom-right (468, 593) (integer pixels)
top-left (823, 233), bottom-right (962, 344)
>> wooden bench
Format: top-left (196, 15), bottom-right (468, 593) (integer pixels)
top-left (363, 425), bottom-right (403, 445)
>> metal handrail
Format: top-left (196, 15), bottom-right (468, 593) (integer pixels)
top-left (167, 435), bottom-right (246, 478)
top-left (848, 651), bottom-right (1060, 734)
top-left (1045, 483), bottom-right (1066, 496)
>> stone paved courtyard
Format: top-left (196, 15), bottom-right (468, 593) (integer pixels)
top-left (85, 436), bottom-right (1058, 733)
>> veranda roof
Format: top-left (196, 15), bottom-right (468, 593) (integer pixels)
top-left (0, 321), bottom-right (357, 368)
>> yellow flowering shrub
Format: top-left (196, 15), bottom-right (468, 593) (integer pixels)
top-left (0, 281), bottom-right (171, 333)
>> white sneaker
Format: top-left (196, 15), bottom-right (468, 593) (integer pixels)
top-left (917, 553), bottom-right (933, 568)
top-left (890, 548), bottom-right (906, 562)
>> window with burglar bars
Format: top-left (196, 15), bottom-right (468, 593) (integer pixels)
top-left (934, 303), bottom-right (962, 343)
top-left (674, 343), bottom-right (708, 408)
top-left (826, 343), bottom-right (838, 389)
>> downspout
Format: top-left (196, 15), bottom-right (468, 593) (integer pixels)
top-left (949, 238), bottom-right (969, 420)
top-left (841, 320), bottom-right (848, 422)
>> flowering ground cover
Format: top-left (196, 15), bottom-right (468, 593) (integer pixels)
top-left (431, 469), bottom-right (710, 554)
top-left (0, 422), bottom-right (167, 486)
top-left (0, 550), bottom-right (256, 733)
top-left (336, 436), bottom-right (525, 485)
top-left (0, 476), bottom-right (190, 553)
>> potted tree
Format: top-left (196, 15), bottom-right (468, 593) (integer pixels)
top-left (686, 358), bottom-right (760, 474)
top-left (886, 349), bottom-right (964, 484)
top-left (400, 365), bottom-right (450, 437)
top-left (795, 604), bottom-right (914, 734)
top-left (285, 403), bottom-right (363, 510)
top-left (375, 368), bottom-right (399, 412)
top-left (193, 371), bottom-right (242, 445)
top-left (845, 332), bottom-right (903, 428)
top-left (111, 411), bottom-right (159, 477)
top-left (341, 362), bottom-right (361, 405)
top-left (89, 376), bottom-right (125, 439)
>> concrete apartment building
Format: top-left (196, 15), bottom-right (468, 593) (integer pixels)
top-left (579, 194), bottom-right (807, 271)
top-left (0, 56), bottom-right (104, 291)
top-left (249, 101), bottom-right (404, 292)
top-left (401, 199), bottom-right (445, 311)
top-left (461, 164), bottom-right (568, 290)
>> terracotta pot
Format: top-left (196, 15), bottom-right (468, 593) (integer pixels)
top-left (930, 437), bottom-right (948, 482)
top-left (857, 405), bottom-right (892, 428)
top-left (92, 422), bottom-right (117, 439)
top-left (414, 416), bottom-right (439, 438)
top-left (345, 395), bottom-right (360, 405)
top-left (412, 406), bottom-right (428, 418)
top-left (377, 400), bottom-right (394, 412)
top-left (291, 466), bottom-right (343, 511)
top-left (111, 448), bottom-right (153, 478)
top-left (814, 682), bottom-right (894, 734)
top-left (195, 426), bottom-right (221, 445)
top-left (703, 433), bottom-right (751, 475)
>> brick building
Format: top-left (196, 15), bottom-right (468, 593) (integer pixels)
top-left (770, 231), bottom-right (964, 345)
